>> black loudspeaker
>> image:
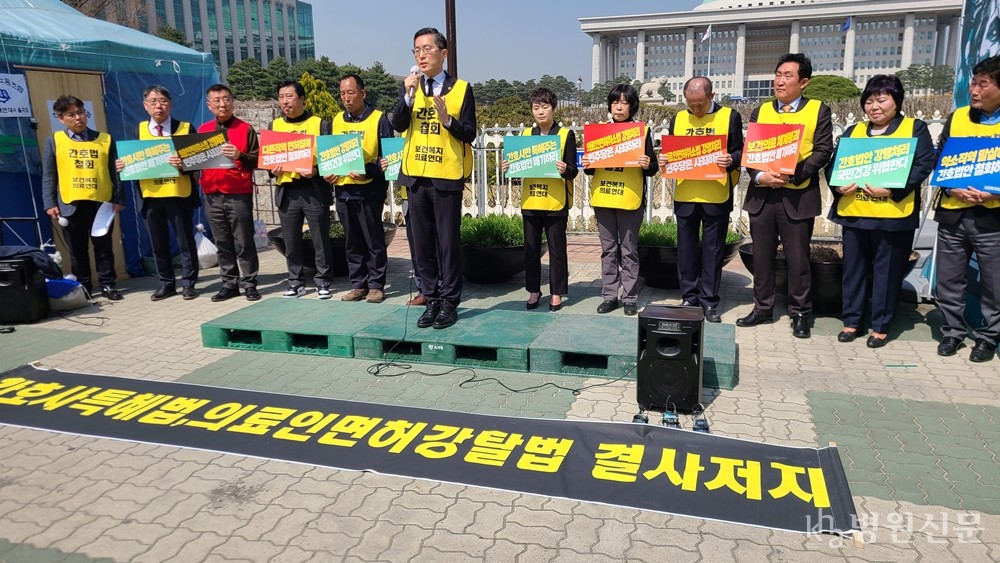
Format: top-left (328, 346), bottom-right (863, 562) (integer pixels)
top-left (636, 305), bottom-right (704, 413)
top-left (0, 257), bottom-right (49, 324)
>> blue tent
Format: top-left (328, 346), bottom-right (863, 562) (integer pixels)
top-left (0, 0), bottom-right (219, 276)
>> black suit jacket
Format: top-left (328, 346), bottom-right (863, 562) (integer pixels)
top-left (743, 98), bottom-right (833, 220)
top-left (390, 72), bottom-right (477, 191)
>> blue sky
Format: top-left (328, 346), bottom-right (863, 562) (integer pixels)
top-left (311, 1), bottom-right (703, 87)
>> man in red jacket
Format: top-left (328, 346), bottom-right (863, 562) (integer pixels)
top-left (199, 84), bottom-right (261, 301)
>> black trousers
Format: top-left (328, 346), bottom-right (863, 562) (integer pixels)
top-left (205, 192), bottom-right (258, 289)
top-left (408, 182), bottom-right (462, 307)
top-left (142, 197), bottom-right (198, 288)
top-left (62, 200), bottom-right (116, 289)
top-left (278, 188), bottom-right (332, 287)
top-left (523, 213), bottom-right (568, 296)
top-left (336, 195), bottom-right (388, 289)
top-left (841, 227), bottom-right (913, 333)
top-left (676, 206), bottom-right (728, 308)
top-left (748, 202), bottom-right (814, 315)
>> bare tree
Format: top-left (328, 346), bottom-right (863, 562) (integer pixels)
top-left (63, 0), bottom-right (150, 30)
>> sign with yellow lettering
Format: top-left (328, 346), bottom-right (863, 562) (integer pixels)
top-left (0, 365), bottom-right (859, 536)
top-left (503, 135), bottom-right (561, 179)
top-left (381, 137), bottom-right (405, 181)
top-left (583, 122), bottom-right (646, 168)
top-left (116, 139), bottom-right (179, 181)
top-left (174, 130), bottom-right (234, 171)
top-left (258, 129), bottom-right (314, 174)
top-left (741, 122), bottom-right (804, 175)
top-left (660, 134), bottom-right (727, 180)
top-left (932, 136), bottom-right (1000, 193)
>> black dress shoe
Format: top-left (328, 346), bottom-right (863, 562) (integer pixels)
top-left (866, 335), bottom-right (888, 348)
top-left (150, 285), bottom-right (176, 301)
top-left (735, 310), bottom-right (773, 327)
top-left (211, 287), bottom-right (240, 302)
top-left (526, 293), bottom-right (541, 310)
top-left (623, 303), bottom-right (638, 316)
top-left (244, 287), bottom-right (261, 301)
top-left (417, 301), bottom-right (441, 328)
top-left (433, 303), bottom-right (458, 329)
top-left (100, 285), bottom-right (123, 301)
top-left (837, 329), bottom-right (862, 343)
top-left (704, 307), bottom-right (721, 323)
top-left (937, 336), bottom-right (965, 357)
top-left (596, 300), bottom-right (618, 314)
top-left (791, 314), bottom-right (811, 339)
top-left (182, 286), bottom-right (198, 300)
top-left (970, 338), bottom-right (997, 362)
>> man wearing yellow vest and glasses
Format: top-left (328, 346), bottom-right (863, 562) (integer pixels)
top-left (42, 95), bottom-right (125, 301)
top-left (391, 27), bottom-right (477, 330)
top-left (658, 77), bottom-right (743, 323)
top-left (126, 85), bottom-right (201, 302)
top-left (933, 55), bottom-right (1000, 363)
top-left (323, 73), bottom-right (394, 304)
top-left (737, 53), bottom-right (833, 339)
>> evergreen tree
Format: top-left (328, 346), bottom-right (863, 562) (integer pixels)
top-left (226, 58), bottom-right (273, 100)
top-left (360, 61), bottom-right (401, 113)
top-left (300, 72), bottom-right (339, 122)
top-left (802, 75), bottom-right (861, 102)
top-left (156, 25), bottom-right (191, 48)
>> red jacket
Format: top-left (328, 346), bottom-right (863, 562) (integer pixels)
top-left (198, 117), bottom-right (254, 195)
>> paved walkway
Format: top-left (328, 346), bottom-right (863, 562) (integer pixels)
top-left (0, 230), bottom-right (998, 562)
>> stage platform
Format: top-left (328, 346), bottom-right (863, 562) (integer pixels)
top-left (201, 299), bottom-right (738, 389)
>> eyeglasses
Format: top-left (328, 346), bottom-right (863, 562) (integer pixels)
top-left (60, 111), bottom-right (87, 118)
top-left (411, 46), bottom-right (438, 56)
top-left (209, 97), bottom-right (233, 105)
top-left (144, 98), bottom-right (171, 106)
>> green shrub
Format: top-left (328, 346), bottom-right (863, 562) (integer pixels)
top-left (302, 222), bottom-right (346, 240)
top-left (460, 214), bottom-right (525, 247)
top-left (639, 220), bottom-right (743, 246)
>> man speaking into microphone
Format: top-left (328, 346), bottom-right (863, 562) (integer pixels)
top-left (391, 27), bottom-right (476, 329)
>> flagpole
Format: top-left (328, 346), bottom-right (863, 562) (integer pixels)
top-left (707, 32), bottom-right (712, 78)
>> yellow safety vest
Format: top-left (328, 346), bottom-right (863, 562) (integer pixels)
top-left (756, 99), bottom-right (822, 189)
top-left (836, 118), bottom-right (916, 219)
top-left (270, 115), bottom-right (322, 185)
top-left (332, 110), bottom-right (383, 186)
top-left (54, 131), bottom-right (113, 204)
top-left (590, 126), bottom-right (647, 210)
top-left (937, 106), bottom-right (1000, 211)
top-left (401, 79), bottom-right (473, 180)
top-left (671, 107), bottom-right (738, 204)
top-left (520, 127), bottom-right (572, 211)
top-left (138, 121), bottom-right (192, 198)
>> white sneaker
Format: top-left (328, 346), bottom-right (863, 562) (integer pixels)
top-left (317, 286), bottom-right (333, 300)
top-left (282, 285), bottom-right (305, 298)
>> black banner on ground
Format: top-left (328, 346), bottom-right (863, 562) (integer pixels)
top-left (0, 366), bottom-right (858, 535)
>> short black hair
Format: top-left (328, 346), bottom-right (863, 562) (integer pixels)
top-left (340, 73), bottom-right (365, 91)
top-left (414, 27), bottom-right (447, 50)
top-left (206, 83), bottom-right (232, 97)
top-left (860, 75), bottom-right (905, 113)
top-left (277, 80), bottom-right (305, 98)
top-left (607, 84), bottom-right (640, 120)
top-left (143, 85), bottom-right (172, 101)
top-left (529, 87), bottom-right (557, 107)
top-left (53, 95), bottom-right (84, 116)
top-left (972, 55), bottom-right (1000, 87)
top-left (775, 53), bottom-right (813, 80)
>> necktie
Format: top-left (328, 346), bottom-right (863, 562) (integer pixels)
top-left (780, 104), bottom-right (793, 113)
top-left (425, 78), bottom-right (435, 97)
top-left (155, 123), bottom-right (164, 136)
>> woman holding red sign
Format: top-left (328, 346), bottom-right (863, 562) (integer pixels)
top-left (825, 75), bottom-right (936, 348)
top-left (581, 84), bottom-right (658, 316)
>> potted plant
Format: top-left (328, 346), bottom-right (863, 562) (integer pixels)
top-left (637, 220), bottom-right (745, 289)
top-left (267, 221), bottom-right (397, 277)
top-left (737, 239), bottom-right (920, 312)
top-left (460, 214), bottom-right (545, 284)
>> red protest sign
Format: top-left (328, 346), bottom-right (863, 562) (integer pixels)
top-left (583, 122), bottom-right (646, 168)
top-left (660, 134), bottom-right (727, 180)
top-left (258, 129), bottom-right (314, 174)
top-left (740, 123), bottom-right (804, 175)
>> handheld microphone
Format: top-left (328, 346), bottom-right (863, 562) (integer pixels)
top-left (408, 65), bottom-right (420, 98)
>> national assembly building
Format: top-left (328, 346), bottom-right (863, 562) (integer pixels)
top-left (579, 0), bottom-right (963, 101)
